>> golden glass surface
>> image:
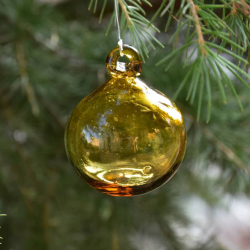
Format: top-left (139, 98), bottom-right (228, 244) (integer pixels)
top-left (65, 45), bottom-right (186, 196)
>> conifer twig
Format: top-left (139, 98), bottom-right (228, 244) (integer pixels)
top-left (118, 0), bottom-right (131, 26)
top-left (185, 113), bottom-right (250, 174)
top-left (16, 41), bottom-right (39, 116)
top-left (237, 0), bottom-right (250, 15)
top-left (187, 0), bottom-right (206, 55)
top-left (89, 0), bottom-right (164, 61)
top-left (203, 127), bottom-right (250, 174)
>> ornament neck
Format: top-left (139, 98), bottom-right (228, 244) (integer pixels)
top-left (106, 45), bottom-right (142, 78)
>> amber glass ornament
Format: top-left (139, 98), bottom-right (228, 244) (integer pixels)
top-left (65, 45), bottom-right (186, 196)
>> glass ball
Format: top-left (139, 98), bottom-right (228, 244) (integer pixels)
top-left (65, 45), bottom-right (186, 196)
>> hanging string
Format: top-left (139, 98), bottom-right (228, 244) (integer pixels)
top-left (114, 0), bottom-right (123, 52)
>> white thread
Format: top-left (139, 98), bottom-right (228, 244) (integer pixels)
top-left (114, 0), bottom-right (123, 52)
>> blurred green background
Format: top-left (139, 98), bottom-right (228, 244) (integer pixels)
top-left (0, 0), bottom-right (250, 249)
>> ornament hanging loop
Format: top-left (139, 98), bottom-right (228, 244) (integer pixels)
top-left (114, 0), bottom-right (123, 55)
top-left (118, 39), bottom-right (123, 55)
top-left (106, 45), bottom-right (142, 78)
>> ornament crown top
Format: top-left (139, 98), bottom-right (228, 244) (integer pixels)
top-left (106, 45), bottom-right (143, 78)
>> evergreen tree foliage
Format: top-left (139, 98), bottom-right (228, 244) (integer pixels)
top-left (0, 0), bottom-right (249, 250)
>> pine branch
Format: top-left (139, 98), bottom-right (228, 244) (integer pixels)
top-left (234, 0), bottom-right (250, 15)
top-left (188, 0), bottom-right (206, 55)
top-left (16, 40), bottom-right (40, 116)
top-left (203, 127), bottom-right (249, 174)
top-left (118, 0), bottom-right (131, 26)
top-left (154, 0), bottom-right (250, 121)
top-left (184, 104), bottom-right (250, 175)
top-left (222, 0), bottom-right (250, 68)
top-left (89, 0), bottom-right (164, 62)
top-left (90, 0), bottom-right (250, 121)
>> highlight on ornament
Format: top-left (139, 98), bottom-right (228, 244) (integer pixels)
top-left (65, 45), bottom-right (186, 197)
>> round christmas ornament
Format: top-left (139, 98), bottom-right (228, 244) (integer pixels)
top-left (65, 45), bottom-right (186, 196)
